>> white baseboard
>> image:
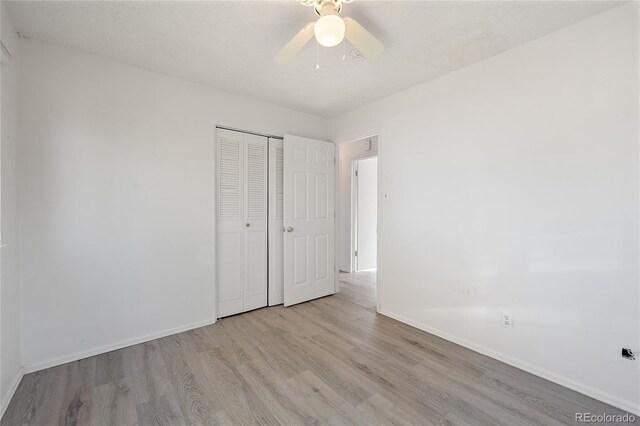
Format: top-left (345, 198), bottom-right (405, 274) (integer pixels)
top-left (23, 317), bottom-right (217, 374)
top-left (377, 308), bottom-right (640, 417)
top-left (1, 367), bottom-right (24, 420)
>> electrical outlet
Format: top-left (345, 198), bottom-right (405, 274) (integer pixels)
top-left (622, 348), bottom-right (636, 360)
top-left (502, 312), bottom-right (513, 329)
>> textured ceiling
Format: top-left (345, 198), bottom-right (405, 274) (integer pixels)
top-left (5, 0), bottom-right (622, 117)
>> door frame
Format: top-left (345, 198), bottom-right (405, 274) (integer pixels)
top-left (351, 154), bottom-right (378, 272)
top-left (333, 129), bottom-right (381, 311)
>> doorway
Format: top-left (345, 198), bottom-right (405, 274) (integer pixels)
top-left (353, 157), bottom-right (377, 271)
top-left (336, 135), bottom-right (379, 309)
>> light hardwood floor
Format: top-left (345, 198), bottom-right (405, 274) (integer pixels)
top-left (2, 271), bottom-right (634, 425)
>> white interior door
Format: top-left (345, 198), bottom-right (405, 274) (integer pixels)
top-left (268, 138), bottom-right (284, 305)
top-left (355, 157), bottom-right (377, 271)
top-left (283, 135), bottom-right (335, 306)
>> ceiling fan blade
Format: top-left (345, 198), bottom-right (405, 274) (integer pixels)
top-left (344, 17), bottom-right (384, 60)
top-left (274, 22), bottom-right (315, 64)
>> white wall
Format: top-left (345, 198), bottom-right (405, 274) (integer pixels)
top-left (17, 39), bottom-right (330, 371)
top-left (331, 3), bottom-right (639, 414)
top-left (338, 137), bottom-right (377, 271)
top-left (0, 3), bottom-right (22, 417)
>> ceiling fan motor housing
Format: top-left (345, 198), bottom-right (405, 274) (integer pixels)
top-left (314, 0), bottom-right (342, 16)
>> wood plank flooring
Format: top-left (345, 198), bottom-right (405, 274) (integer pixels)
top-left (2, 271), bottom-right (634, 425)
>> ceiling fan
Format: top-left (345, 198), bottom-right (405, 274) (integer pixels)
top-left (274, 0), bottom-right (384, 64)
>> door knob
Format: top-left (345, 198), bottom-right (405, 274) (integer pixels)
top-left (245, 223), bottom-right (250, 227)
top-left (286, 227), bottom-right (294, 232)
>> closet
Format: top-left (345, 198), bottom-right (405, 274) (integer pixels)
top-left (216, 128), bottom-right (334, 318)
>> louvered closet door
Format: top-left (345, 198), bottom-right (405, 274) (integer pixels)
top-left (217, 129), bottom-right (244, 317)
top-left (243, 134), bottom-right (268, 311)
top-left (217, 129), bottom-right (268, 317)
top-left (268, 138), bottom-right (284, 305)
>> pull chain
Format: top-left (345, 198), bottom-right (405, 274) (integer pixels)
top-left (343, 19), bottom-right (347, 61)
top-left (316, 40), bottom-right (320, 69)
top-left (343, 36), bottom-right (346, 61)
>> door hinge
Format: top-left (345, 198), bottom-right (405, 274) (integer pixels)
top-left (355, 170), bottom-right (358, 177)
top-left (354, 250), bottom-right (358, 257)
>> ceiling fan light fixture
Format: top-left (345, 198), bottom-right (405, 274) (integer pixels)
top-left (314, 15), bottom-right (345, 47)
top-left (274, 0), bottom-right (384, 64)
